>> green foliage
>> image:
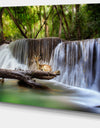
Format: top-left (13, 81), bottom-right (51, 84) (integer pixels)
top-left (1, 4), bottom-right (100, 41)
top-left (2, 9), bottom-right (23, 40)
top-left (86, 4), bottom-right (100, 38)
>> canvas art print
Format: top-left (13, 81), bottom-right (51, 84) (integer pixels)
top-left (0, 4), bottom-right (100, 114)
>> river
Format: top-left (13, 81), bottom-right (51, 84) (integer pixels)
top-left (0, 38), bottom-right (100, 114)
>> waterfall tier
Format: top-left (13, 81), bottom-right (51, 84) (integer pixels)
top-left (0, 44), bottom-right (28, 70)
top-left (50, 38), bottom-right (100, 91)
top-left (9, 38), bottom-right (61, 66)
top-left (0, 37), bottom-right (100, 91)
top-left (0, 37), bottom-right (61, 70)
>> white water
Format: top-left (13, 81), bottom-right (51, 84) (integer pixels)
top-left (50, 39), bottom-right (100, 91)
top-left (0, 44), bottom-right (28, 70)
top-left (9, 39), bottom-right (29, 65)
top-left (0, 38), bottom-right (100, 92)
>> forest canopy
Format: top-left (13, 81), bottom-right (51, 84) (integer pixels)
top-left (0, 4), bottom-right (100, 44)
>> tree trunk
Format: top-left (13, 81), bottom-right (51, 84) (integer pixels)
top-left (33, 8), bottom-right (36, 38)
top-left (0, 69), bottom-right (60, 90)
top-left (0, 8), bottom-right (4, 44)
top-left (44, 6), bottom-right (49, 37)
top-left (34, 7), bottom-right (53, 39)
top-left (29, 24), bottom-right (32, 38)
top-left (18, 21), bottom-right (27, 35)
top-left (59, 16), bottom-right (62, 38)
top-left (54, 6), bottom-right (68, 40)
top-left (52, 13), bottom-right (54, 36)
top-left (71, 5), bottom-right (75, 29)
top-left (44, 6), bottom-right (46, 37)
top-left (60, 5), bottom-right (70, 39)
top-left (39, 6), bottom-right (42, 27)
top-left (72, 5), bottom-right (75, 17)
top-left (6, 7), bottom-right (27, 38)
top-left (75, 4), bottom-right (81, 39)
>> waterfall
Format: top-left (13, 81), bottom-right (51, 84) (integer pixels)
top-left (0, 38), bottom-right (61, 70)
top-left (0, 44), bottom-right (28, 70)
top-left (0, 37), bottom-right (100, 91)
top-left (9, 39), bottom-right (29, 65)
top-left (50, 38), bottom-right (100, 91)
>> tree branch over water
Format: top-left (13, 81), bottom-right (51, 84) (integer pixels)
top-left (0, 69), bottom-right (59, 90)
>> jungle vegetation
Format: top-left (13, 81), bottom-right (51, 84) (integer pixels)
top-left (0, 4), bottom-right (100, 44)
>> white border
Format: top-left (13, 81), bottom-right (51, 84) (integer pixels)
top-left (0, 0), bottom-right (100, 128)
top-left (0, 0), bottom-right (100, 7)
top-left (0, 102), bottom-right (100, 128)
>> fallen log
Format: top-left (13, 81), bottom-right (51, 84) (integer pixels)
top-left (0, 69), bottom-right (60, 90)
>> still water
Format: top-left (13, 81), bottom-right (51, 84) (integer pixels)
top-left (1, 79), bottom-right (100, 114)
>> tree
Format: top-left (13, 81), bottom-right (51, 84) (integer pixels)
top-left (44, 6), bottom-right (49, 37)
top-left (60, 5), bottom-right (70, 39)
top-left (86, 4), bottom-right (100, 38)
top-left (54, 5), bottom-right (68, 39)
top-left (6, 7), bottom-right (27, 38)
top-left (34, 6), bottom-right (53, 39)
top-left (75, 5), bottom-right (81, 39)
top-left (0, 7), bottom-right (4, 44)
top-left (1, 4), bottom-right (100, 42)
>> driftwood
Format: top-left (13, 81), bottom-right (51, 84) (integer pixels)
top-left (0, 69), bottom-right (60, 90)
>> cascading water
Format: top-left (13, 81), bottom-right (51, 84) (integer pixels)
top-left (0, 38), bottom-right (61, 70)
top-left (9, 39), bottom-right (29, 65)
top-left (50, 38), bottom-right (100, 91)
top-left (0, 44), bottom-right (28, 70)
top-left (0, 38), bottom-right (100, 92)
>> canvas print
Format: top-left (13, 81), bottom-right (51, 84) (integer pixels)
top-left (0, 4), bottom-right (100, 114)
